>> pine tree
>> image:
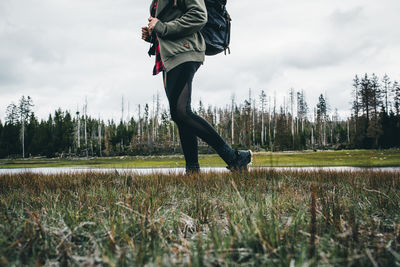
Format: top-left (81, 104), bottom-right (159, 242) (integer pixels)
top-left (289, 88), bottom-right (295, 148)
top-left (6, 103), bottom-right (19, 125)
top-left (316, 94), bottom-right (327, 146)
top-left (352, 75), bottom-right (360, 119)
top-left (359, 74), bottom-right (373, 121)
top-left (370, 73), bottom-right (381, 119)
top-left (366, 74), bottom-right (383, 147)
top-left (297, 90), bottom-right (308, 132)
top-left (392, 81), bottom-right (400, 116)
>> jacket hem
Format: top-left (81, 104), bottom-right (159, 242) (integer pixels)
top-left (163, 51), bottom-right (205, 72)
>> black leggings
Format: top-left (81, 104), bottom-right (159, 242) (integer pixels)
top-left (163, 61), bottom-right (231, 168)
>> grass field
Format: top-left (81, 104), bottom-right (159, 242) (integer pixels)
top-left (1, 149), bottom-right (400, 169)
top-left (1, 169), bottom-right (399, 266)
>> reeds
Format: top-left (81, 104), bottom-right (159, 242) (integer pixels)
top-left (0, 169), bottom-right (399, 266)
top-left (309, 182), bottom-right (317, 261)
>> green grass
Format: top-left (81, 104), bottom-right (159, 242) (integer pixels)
top-left (254, 149), bottom-right (400, 167)
top-left (1, 169), bottom-right (399, 266)
top-left (1, 149), bottom-right (400, 169)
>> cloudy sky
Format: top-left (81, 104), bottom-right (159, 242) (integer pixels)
top-left (1, 0), bottom-right (399, 122)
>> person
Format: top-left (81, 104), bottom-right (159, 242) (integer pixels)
top-left (142, 0), bottom-right (252, 174)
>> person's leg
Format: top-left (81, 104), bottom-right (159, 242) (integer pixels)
top-left (165, 62), bottom-right (239, 167)
top-left (163, 69), bottom-right (200, 173)
top-left (177, 123), bottom-right (200, 172)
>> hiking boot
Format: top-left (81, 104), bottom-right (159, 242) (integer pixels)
top-left (226, 149), bottom-right (253, 172)
top-left (185, 168), bottom-right (200, 176)
top-left (185, 163), bottom-right (200, 176)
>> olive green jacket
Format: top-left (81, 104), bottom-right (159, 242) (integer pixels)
top-left (151, 0), bottom-right (207, 72)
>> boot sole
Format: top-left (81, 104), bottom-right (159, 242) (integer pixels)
top-left (227, 149), bottom-right (253, 172)
top-left (245, 149), bottom-right (253, 171)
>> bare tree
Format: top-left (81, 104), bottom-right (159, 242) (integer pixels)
top-left (76, 106), bottom-right (81, 149)
top-left (273, 92), bottom-right (277, 149)
top-left (18, 96), bottom-right (34, 158)
top-left (231, 94), bottom-right (235, 145)
top-left (98, 115), bottom-right (102, 156)
top-left (259, 90), bottom-right (267, 146)
top-left (121, 96), bottom-right (125, 148)
top-left (382, 74), bottom-right (391, 113)
top-left (137, 104), bottom-right (142, 142)
top-left (127, 101), bottom-right (130, 127)
top-left (144, 103), bottom-right (150, 146)
top-left (84, 97), bottom-right (88, 158)
top-left (252, 98), bottom-right (256, 145)
top-left (151, 94), bottom-right (155, 143)
top-left (155, 92), bottom-right (160, 142)
top-left (248, 89), bottom-right (255, 146)
top-left (268, 96), bottom-right (272, 149)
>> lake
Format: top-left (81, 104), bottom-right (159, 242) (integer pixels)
top-left (0, 166), bottom-right (399, 175)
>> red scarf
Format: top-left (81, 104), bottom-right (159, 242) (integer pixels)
top-left (151, 0), bottom-right (165, 75)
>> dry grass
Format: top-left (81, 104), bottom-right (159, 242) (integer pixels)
top-left (0, 169), bottom-right (399, 266)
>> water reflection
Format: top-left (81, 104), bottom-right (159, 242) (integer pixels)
top-left (0, 166), bottom-right (399, 175)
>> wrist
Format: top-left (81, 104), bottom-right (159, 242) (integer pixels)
top-left (154, 20), bottom-right (166, 36)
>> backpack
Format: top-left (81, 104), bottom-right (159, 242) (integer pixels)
top-left (201, 0), bottom-right (231, 56)
top-left (158, 0), bottom-right (232, 56)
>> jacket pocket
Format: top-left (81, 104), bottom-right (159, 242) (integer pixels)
top-left (159, 32), bottom-right (205, 60)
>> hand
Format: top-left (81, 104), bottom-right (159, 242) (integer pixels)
top-left (141, 26), bottom-right (150, 41)
top-left (148, 17), bottom-right (159, 33)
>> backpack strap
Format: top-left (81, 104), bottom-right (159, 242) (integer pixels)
top-left (224, 10), bottom-right (231, 55)
top-left (157, 0), bottom-right (178, 19)
top-left (157, 0), bottom-right (172, 19)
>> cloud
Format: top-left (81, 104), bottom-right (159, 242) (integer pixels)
top-left (329, 6), bottom-right (364, 25)
top-left (280, 38), bottom-right (382, 69)
top-left (0, 0), bottom-right (399, 121)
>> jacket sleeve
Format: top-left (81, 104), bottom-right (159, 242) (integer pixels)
top-left (154, 0), bottom-right (207, 39)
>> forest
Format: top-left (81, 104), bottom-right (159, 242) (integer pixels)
top-left (0, 73), bottom-right (399, 158)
